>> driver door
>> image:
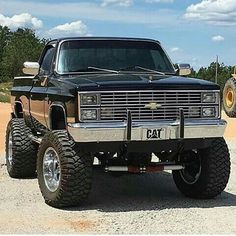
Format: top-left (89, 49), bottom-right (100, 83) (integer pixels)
top-left (29, 44), bottom-right (56, 129)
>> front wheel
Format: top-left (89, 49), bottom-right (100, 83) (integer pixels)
top-left (173, 138), bottom-right (230, 199)
top-left (37, 131), bottom-right (93, 208)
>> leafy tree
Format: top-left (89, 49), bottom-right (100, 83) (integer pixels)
top-left (189, 68), bottom-right (197, 78)
top-left (1, 28), bottom-right (45, 80)
top-left (0, 28), bottom-right (47, 82)
top-left (0, 26), bottom-right (11, 79)
top-left (192, 62), bottom-right (234, 93)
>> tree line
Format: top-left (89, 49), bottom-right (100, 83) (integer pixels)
top-left (190, 63), bottom-right (235, 93)
top-left (0, 26), bottom-right (235, 92)
top-left (0, 26), bottom-right (46, 82)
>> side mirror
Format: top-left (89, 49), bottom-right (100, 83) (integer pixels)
top-left (22, 62), bottom-right (39, 75)
top-left (177, 64), bottom-right (191, 76)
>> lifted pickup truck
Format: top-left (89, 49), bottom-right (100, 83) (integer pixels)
top-left (6, 37), bottom-right (230, 208)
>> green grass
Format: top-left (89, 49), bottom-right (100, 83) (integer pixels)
top-left (0, 82), bottom-right (12, 103)
top-left (0, 93), bottom-right (10, 103)
top-left (0, 82), bottom-right (12, 92)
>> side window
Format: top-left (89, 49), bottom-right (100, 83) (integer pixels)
top-left (40, 46), bottom-right (55, 75)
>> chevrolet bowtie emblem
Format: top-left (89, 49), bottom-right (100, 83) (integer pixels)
top-left (144, 102), bottom-right (162, 110)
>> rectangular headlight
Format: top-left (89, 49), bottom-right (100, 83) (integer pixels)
top-left (81, 94), bottom-right (99, 105)
top-left (202, 92), bottom-right (217, 103)
top-left (81, 109), bottom-right (97, 120)
top-left (202, 107), bottom-right (216, 117)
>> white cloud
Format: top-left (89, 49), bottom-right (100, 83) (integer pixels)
top-left (170, 47), bottom-right (180, 52)
top-left (47, 20), bottom-right (90, 38)
top-left (212, 35), bottom-right (225, 42)
top-left (0, 13), bottom-right (42, 29)
top-left (0, 1), bottom-right (179, 25)
top-left (145, 0), bottom-right (174, 3)
top-left (101, 0), bottom-right (133, 7)
top-left (184, 0), bottom-right (236, 26)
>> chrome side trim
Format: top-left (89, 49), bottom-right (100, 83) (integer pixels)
top-left (14, 76), bottom-right (34, 79)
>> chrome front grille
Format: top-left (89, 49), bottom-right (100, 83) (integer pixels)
top-left (78, 90), bottom-right (220, 122)
top-left (100, 91), bottom-right (203, 121)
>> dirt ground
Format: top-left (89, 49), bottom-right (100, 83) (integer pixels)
top-left (0, 103), bottom-right (11, 152)
top-left (0, 103), bottom-right (235, 152)
top-left (0, 102), bottom-right (236, 234)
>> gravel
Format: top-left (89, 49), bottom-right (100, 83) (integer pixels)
top-left (0, 140), bottom-right (236, 234)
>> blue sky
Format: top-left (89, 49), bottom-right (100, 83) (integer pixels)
top-left (0, 0), bottom-right (236, 70)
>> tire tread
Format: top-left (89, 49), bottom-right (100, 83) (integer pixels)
top-left (173, 138), bottom-right (231, 199)
top-left (5, 118), bottom-right (37, 178)
top-left (37, 131), bottom-right (93, 208)
top-left (223, 77), bottom-right (236, 117)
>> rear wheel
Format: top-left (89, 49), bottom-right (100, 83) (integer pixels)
top-left (37, 131), bottom-right (93, 208)
top-left (5, 118), bottom-right (37, 178)
top-left (223, 77), bottom-right (236, 117)
top-left (173, 138), bottom-right (230, 199)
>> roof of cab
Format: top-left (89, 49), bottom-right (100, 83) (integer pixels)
top-left (48, 37), bottom-right (160, 45)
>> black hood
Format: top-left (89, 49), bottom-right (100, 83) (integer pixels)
top-left (59, 73), bottom-right (219, 91)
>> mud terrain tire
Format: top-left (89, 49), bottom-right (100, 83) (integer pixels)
top-left (5, 118), bottom-right (37, 178)
top-left (37, 131), bottom-right (93, 208)
top-left (173, 138), bottom-right (230, 199)
top-left (223, 77), bottom-right (236, 117)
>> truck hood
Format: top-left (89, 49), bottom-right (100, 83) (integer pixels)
top-left (60, 73), bottom-right (219, 91)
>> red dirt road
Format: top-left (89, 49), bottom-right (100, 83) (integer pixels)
top-left (222, 112), bottom-right (236, 139)
top-left (0, 103), bottom-right (11, 153)
top-left (0, 102), bottom-right (235, 153)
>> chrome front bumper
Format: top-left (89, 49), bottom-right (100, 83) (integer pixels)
top-left (67, 119), bottom-right (227, 143)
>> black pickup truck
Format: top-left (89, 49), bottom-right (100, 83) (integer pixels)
top-left (6, 37), bottom-right (230, 208)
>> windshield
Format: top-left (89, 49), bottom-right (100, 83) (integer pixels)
top-left (57, 40), bottom-right (175, 74)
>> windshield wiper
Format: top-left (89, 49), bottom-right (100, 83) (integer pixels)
top-left (119, 65), bottom-right (165, 75)
top-left (71, 66), bottom-right (119, 74)
top-left (88, 66), bottom-right (119, 74)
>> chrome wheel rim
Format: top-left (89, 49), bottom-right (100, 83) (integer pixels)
top-left (180, 150), bottom-right (201, 185)
top-left (43, 147), bottom-right (61, 192)
top-left (8, 132), bottom-right (13, 165)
